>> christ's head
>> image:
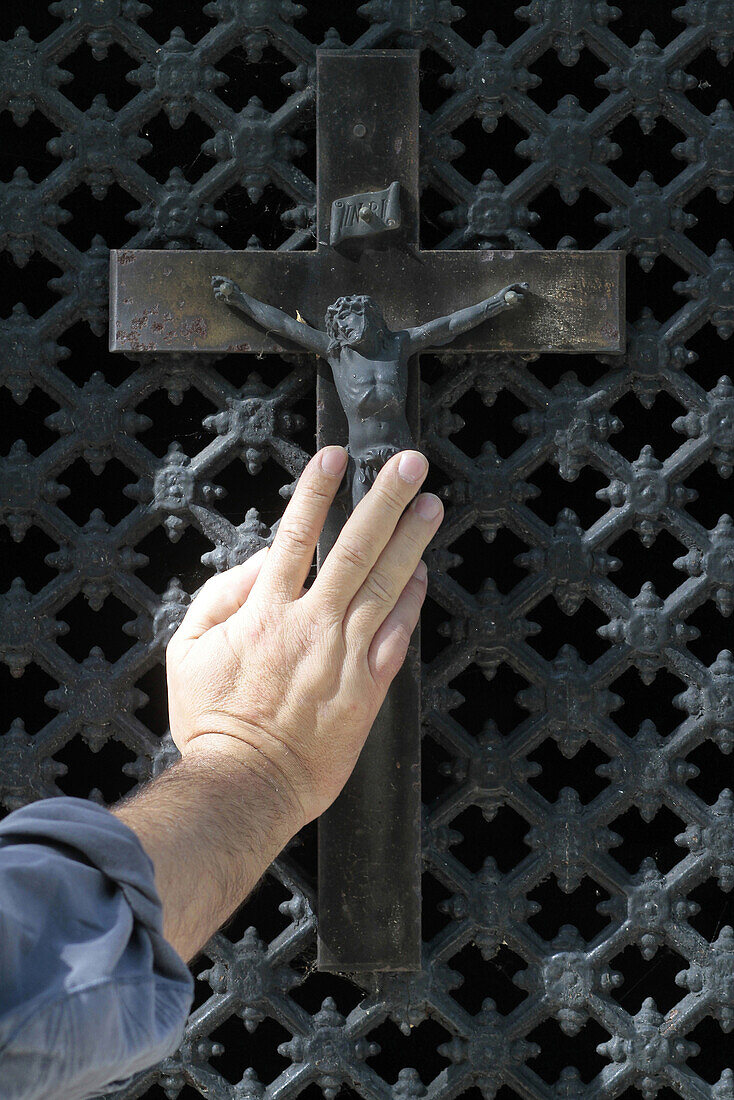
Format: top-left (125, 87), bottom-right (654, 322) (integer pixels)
top-left (325, 295), bottom-right (387, 354)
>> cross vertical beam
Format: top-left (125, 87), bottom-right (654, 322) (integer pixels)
top-left (315, 51), bottom-right (422, 972)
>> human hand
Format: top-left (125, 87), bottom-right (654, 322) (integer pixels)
top-left (165, 446), bottom-right (443, 831)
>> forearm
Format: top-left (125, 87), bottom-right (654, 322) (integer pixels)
top-left (111, 743), bottom-right (301, 964)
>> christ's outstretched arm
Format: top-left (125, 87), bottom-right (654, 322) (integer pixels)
top-left (211, 276), bottom-right (331, 357)
top-left (406, 282), bottom-right (529, 355)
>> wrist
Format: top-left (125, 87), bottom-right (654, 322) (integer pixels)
top-left (179, 732), bottom-right (307, 839)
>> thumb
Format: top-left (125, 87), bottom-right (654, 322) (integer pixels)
top-left (174, 547), bottom-right (269, 647)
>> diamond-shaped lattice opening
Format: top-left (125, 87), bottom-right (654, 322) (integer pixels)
top-left (0, 254), bottom-right (63, 318)
top-left (686, 877), bottom-right (734, 940)
top-left (608, 529), bottom-right (689, 599)
top-left (525, 351), bottom-right (610, 389)
top-left (137, 387), bottom-right (219, 458)
top-left (213, 44), bottom-right (296, 113)
top-left (287, 969), bottom-right (361, 1017)
top-left (420, 184), bottom-right (458, 250)
top-left (57, 457), bottom-right (138, 525)
top-left (527, 876), bottom-right (611, 941)
top-left (609, 115), bottom-right (686, 186)
top-left (683, 188), bottom-right (734, 255)
top-left (423, 870), bottom-right (456, 939)
top-left (685, 740), bottom-right (732, 803)
top-left (684, 601), bottom-right (731, 664)
top-left (626, 254), bottom-right (690, 320)
top-left (421, 732), bottom-right (457, 804)
top-left (527, 739), bottom-right (610, 804)
top-left (59, 42), bottom-right (138, 110)
top-left (55, 593), bottom-right (137, 662)
top-left (686, 1017), bottom-right (733, 1084)
top-left (608, 390), bottom-right (687, 461)
top-left (420, 594), bottom-right (454, 663)
top-left (139, 110), bottom-right (214, 183)
top-left (526, 48), bottom-right (608, 112)
top-left (59, 182), bottom-right (139, 250)
top-left (134, 665), bottom-right (169, 739)
top-left (526, 1018), bottom-right (610, 1085)
top-left (365, 1018), bottom-right (454, 1084)
top-left (527, 463), bottom-right (608, 527)
top-left (448, 526), bottom-right (530, 595)
top-left (419, 48), bottom-right (456, 113)
top-left (487, 662), bottom-right (531, 735)
top-left (0, 110), bottom-right (61, 181)
top-left (229, 869), bottom-right (302, 946)
top-left (0, 524), bottom-right (59, 593)
top-left (683, 323), bottom-right (734, 391)
top-left (0, 662), bottom-right (58, 733)
top-left (610, 806), bottom-right (687, 875)
top-left (526, 596), bottom-right (609, 662)
top-left (0, 387), bottom-right (59, 454)
top-left (455, 387), bottom-right (528, 460)
top-left (609, 667), bottom-right (687, 737)
top-left (681, 462), bottom-right (732, 529)
top-left (448, 943), bottom-right (527, 1015)
top-left (208, 1014), bottom-right (292, 1086)
top-left (529, 187), bottom-right (610, 250)
top-left (61, 321), bottom-right (136, 387)
top-left (212, 455), bottom-right (291, 528)
top-left (53, 733), bottom-right (137, 803)
top-left (135, 525), bottom-right (213, 592)
top-left (454, 113), bottom-right (529, 186)
top-left (440, 664), bottom-right (527, 737)
top-left (217, 183), bottom-right (305, 251)
top-left (682, 50), bottom-right (731, 114)
top-left (612, 7), bottom-right (679, 47)
top-left (449, 803), bottom-right (530, 874)
top-left (609, 944), bottom-right (688, 1014)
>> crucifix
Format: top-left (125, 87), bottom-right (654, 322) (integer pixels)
top-left (109, 50), bottom-right (624, 972)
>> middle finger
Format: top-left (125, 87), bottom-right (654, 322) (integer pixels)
top-left (306, 450), bottom-right (428, 617)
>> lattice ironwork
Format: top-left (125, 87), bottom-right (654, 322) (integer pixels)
top-left (0, 2), bottom-right (732, 1097)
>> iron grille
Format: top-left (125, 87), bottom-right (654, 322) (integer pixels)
top-left (0, 2), bottom-right (732, 1097)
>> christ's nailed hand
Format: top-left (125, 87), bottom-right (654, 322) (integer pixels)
top-left (165, 447), bottom-right (443, 831)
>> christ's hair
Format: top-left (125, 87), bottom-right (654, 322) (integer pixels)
top-left (324, 295), bottom-right (388, 354)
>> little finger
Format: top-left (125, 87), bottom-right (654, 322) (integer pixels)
top-left (367, 564), bottom-right (428, 685)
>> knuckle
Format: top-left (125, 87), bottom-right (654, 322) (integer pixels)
top-left (363, 569), bottom-right (397, 606)
top-left (373, 481), bottom-right (408, 514)
top-left (337, 531), bottom-right (373, 570)
top-left (278, 521), bottom-right (315, 554)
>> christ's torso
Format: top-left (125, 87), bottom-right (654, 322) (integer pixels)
top-left (328, 332), bottom-right (413, 455)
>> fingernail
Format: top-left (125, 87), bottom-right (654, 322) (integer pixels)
top-left (398, 452), bottom-right (428, 482)
top-left (412, 560), bottom-right (428, 583)
top-left (413, 493), bottom-right (442, 521)
top-left (321, 446), bottom-right (348, 476)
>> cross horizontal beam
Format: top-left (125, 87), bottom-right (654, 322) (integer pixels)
top-left (110, 247), bottom-right (624, 355)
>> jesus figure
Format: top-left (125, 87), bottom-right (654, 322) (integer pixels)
top-left (211, 275), bottom-right (527, 506)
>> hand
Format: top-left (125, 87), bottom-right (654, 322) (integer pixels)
top-left (165, 446), bottom-right (443, 830)
top-left (483, 282), bottom-right (529, 314)
top-left (211, 274), bottom-right (238, 302)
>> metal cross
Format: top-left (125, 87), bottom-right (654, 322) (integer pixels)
top-left (109, 50), bottom-right (624, 972)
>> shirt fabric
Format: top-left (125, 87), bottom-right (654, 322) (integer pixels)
top-left (0, 797), bottom-right (195, 1100)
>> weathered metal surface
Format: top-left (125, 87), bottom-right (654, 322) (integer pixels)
top-left (110, 246), bottom-right (624, 354)
top-left (0, 1), bottom-right (732, 1096)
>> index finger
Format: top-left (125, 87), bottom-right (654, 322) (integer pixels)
top-left (251, 446), bottom-right (348, 602)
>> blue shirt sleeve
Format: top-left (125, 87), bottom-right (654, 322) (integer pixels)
top-left (0, 796), bottom-right (195, 1100)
